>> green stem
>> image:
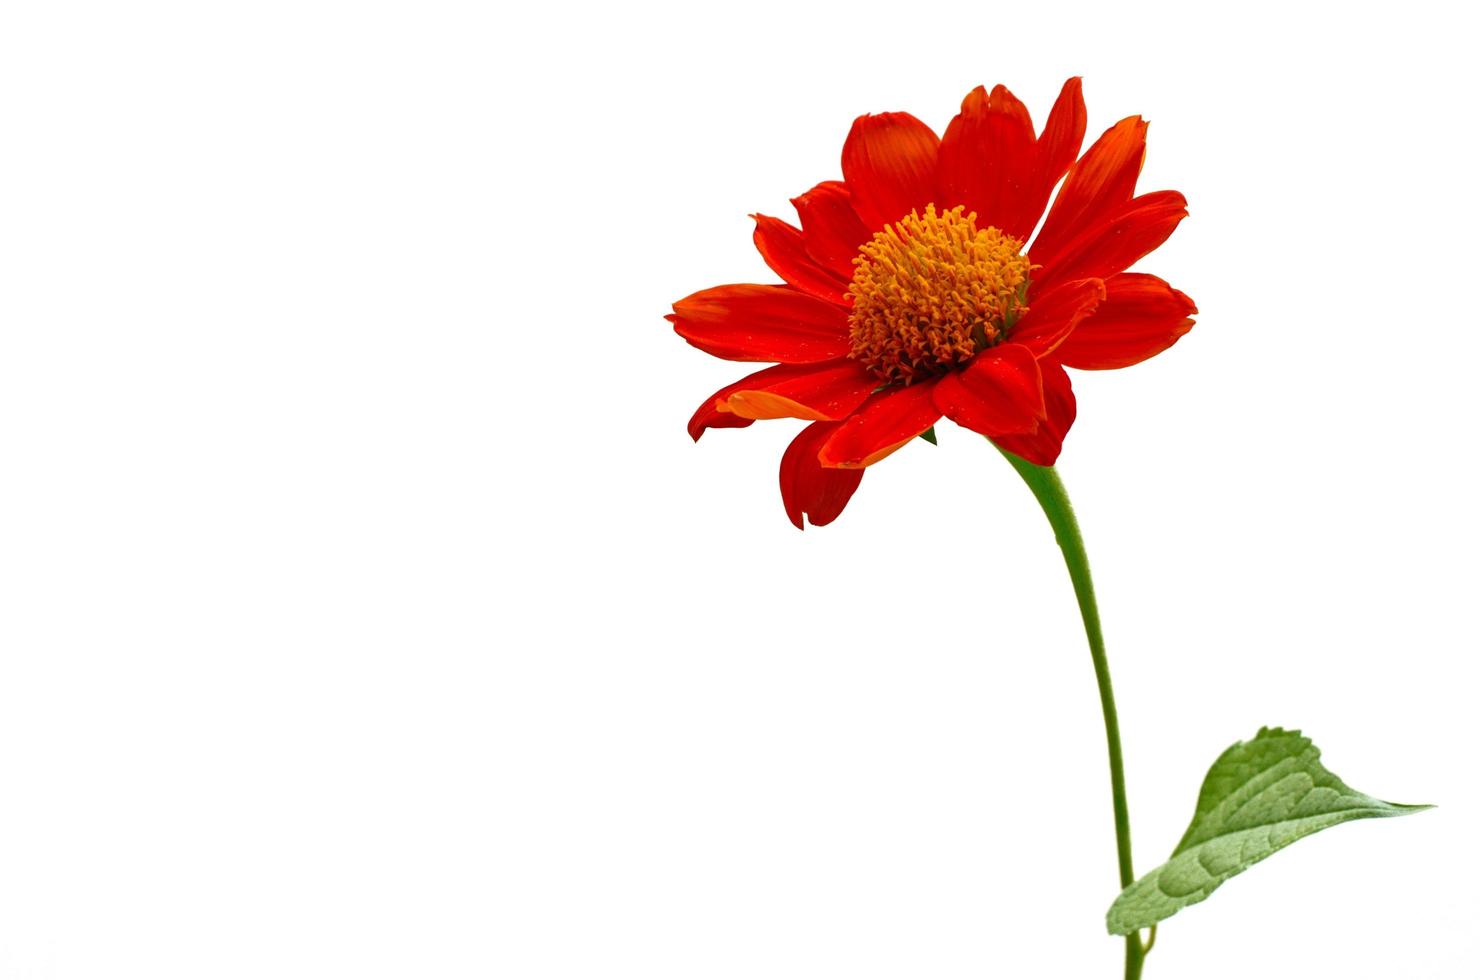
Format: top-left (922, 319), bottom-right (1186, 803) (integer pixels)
top-left (998, 447), bottom-right (1145, 980)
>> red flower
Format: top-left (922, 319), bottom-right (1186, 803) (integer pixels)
top-left (669, 79), bottom-right (1196, 528)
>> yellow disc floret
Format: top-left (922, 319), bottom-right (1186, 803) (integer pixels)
top-left (847, 204), bottom-right (1032, 385)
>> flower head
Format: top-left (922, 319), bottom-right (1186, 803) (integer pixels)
top-left (669, 80), bottom-right (1196, 528)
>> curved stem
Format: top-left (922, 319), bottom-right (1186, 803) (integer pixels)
top-left (998, 447), bottom-right (1145, 980)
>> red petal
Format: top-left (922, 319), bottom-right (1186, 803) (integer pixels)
top-left (841, 111), bottom-right (941, 231)
top-left (791, 180), bottom-right (870, 280)
top-left (817, 380), bottom-right (942, 469)
top-left (937, 84), bottom-right (1037, 239)
top-left (1027, 78), bottom-right (1088, 226)
top-left (1009, 277), bottom-right (1106, 359)
top-left (780, 421), bottom-right (865, 529)
top-left (992, 362), bottom-right (1076, 465)
top-left (721, 358), bottom-right (878, 421)
top-left (670, 284), bottom-right (851, 363)
top-left (1033, 190), bottom-right (1187, 293)
top-left (1031, 116), bottom-right (1147, 271)
top-left (688, 361), bottom-right (866, 440)
top-left (751, 214), bottom-right (850, 305)
top-left (933, 343), bottom-right (1045, 438)
top-left (687, 371), bottom-right (758, 441)
top-left (1055, 273), bottom-right (1197, 370)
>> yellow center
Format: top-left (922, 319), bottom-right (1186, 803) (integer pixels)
top-left (847, 204), bottom-right (1032, 385)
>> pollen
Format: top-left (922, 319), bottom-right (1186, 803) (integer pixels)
top-left (847, 204), bottom-right (1032, 385)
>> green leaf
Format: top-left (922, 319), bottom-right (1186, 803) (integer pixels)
top-left (1106, 727), bottom-right (1430, 935)
top-left (918, 426), bottom-right (937, 445)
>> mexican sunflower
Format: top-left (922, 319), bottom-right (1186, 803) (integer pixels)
top-left (668, 78), bottom-right (1196, 528)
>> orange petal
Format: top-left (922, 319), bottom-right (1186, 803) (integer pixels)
top-left (817, 380), bottom-right (942, 469)
top-left (1055, 273), bottom-right (1196, 370)
top-left (670, 284), bottom-right (851, 363)
top-left (688, 362), bottom-right (829, 441)
top-left (721, 359), bottom-right (878, 421)
top-left (1028, 78), bottom-right (1088, 223)
top-left (1031, 115), bottom-right (1147, 271)
top-left (937, 84), bottom-right (1037, 238)
top-left (751, 214), bottom-right (850, 305)
top-left (992, 362), bottom-right (1076, 465)
top-left (933, 343), bottom-right (1045, 438)
top-left (1010, 277), bottom-right (1107, 359)
top-left (841, 111), bottom-right (941, 230)
top-left (791, 180), bottom-right (870, 280)
top-left (1033, 190), bottom-right (1187, 293)
top-left (780, 421), bottom-right (865, 529)
top-left (688, 377), bottom-right (757, 441)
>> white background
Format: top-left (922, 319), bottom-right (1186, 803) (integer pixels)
top-left (2, 1), bottom-right (1476, 977)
